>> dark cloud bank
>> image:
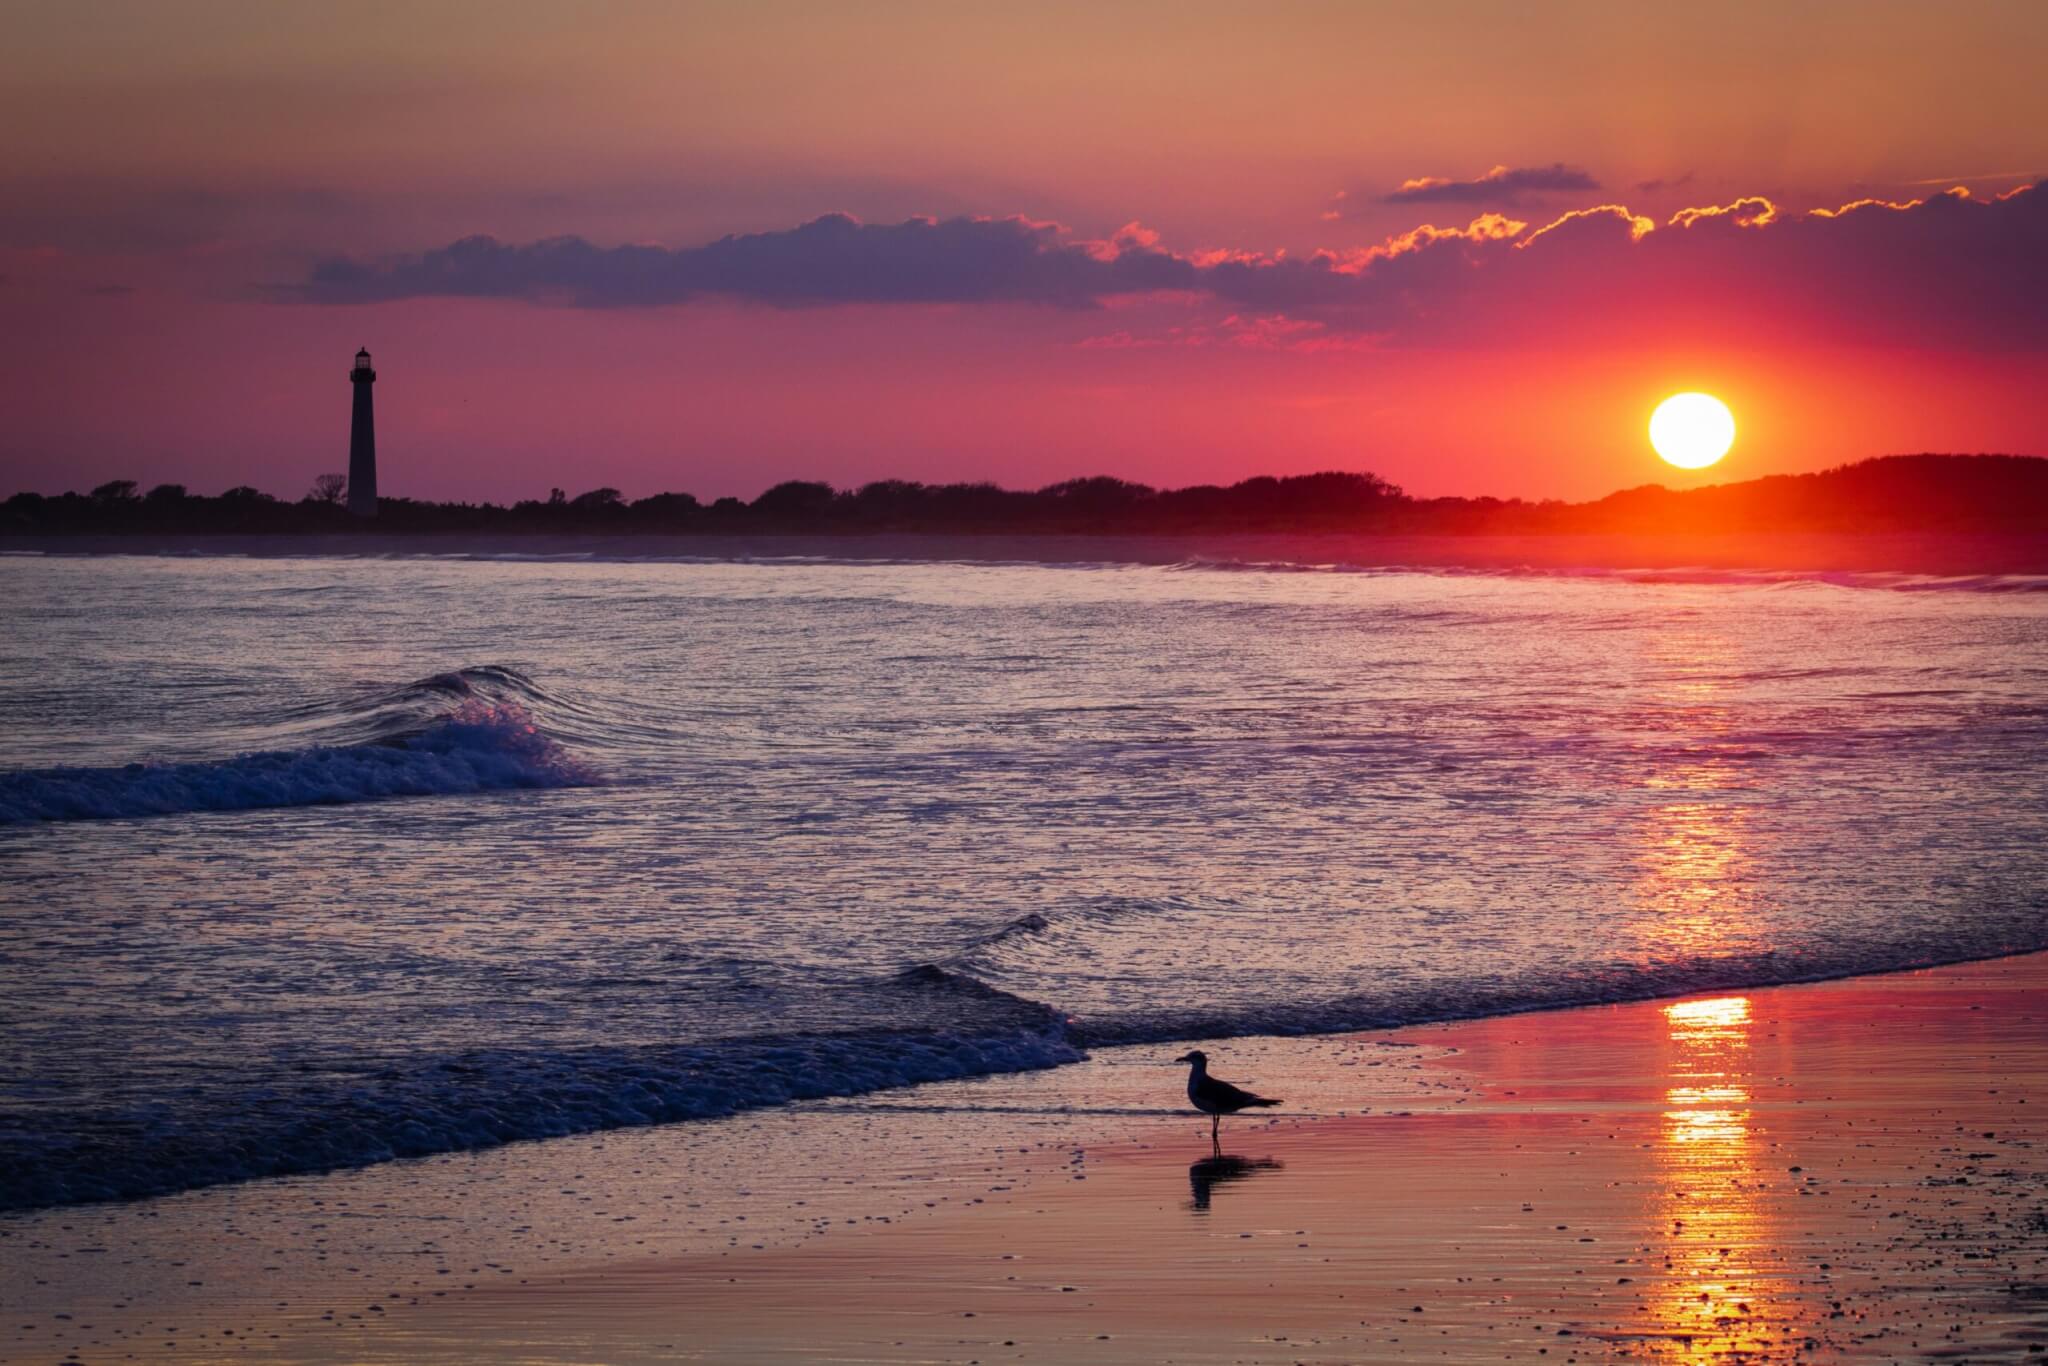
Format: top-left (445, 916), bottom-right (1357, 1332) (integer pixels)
top-left (300, 184), bottom-right (2046, 349)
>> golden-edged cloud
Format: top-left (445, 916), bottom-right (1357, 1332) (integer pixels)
top-left (1380, 162), bottom-right (1601, 205)
top-left (299, 184), bottom-right (2046, 351)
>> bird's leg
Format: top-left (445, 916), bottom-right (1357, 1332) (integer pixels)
top-left (1211, 1113), bottom-right (1220, 1146)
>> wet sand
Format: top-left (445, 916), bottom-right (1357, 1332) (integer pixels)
top-left (7, 956), bottom-right (2047, 1363)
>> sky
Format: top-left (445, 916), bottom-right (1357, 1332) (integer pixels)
top-left (2, 0), bottom-right (2044, 503)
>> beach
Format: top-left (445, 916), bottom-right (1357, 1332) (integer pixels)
top-left (8, 952), bottom-right (2045, 1363)
top-left (6, 551), bottom-right (2046, 1363)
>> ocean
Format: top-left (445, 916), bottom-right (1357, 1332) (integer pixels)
top-left (3, 547), bottom-right (2045, 1211)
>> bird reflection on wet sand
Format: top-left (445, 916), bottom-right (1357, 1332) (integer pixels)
top-left (1187, 1154), bottom-right (1283, 1211)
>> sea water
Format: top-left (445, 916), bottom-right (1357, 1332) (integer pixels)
top-left (3, 548), bottom-right (2045, 1210)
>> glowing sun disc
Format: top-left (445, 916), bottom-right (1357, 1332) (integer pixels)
top-left (1649, 393), bottom-right (1736, 469)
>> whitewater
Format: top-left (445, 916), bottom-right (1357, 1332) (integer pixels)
top-left (3, 548), bottom-right (2046, 1211)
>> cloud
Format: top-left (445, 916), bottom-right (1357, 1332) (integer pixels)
top-left (1517, 203), bottom-right (1656, 247)
top-left (1382, 163), bottom-right (1601, 205)
top-left (1903, 170), bottom-right (2040, 187)
top-left (302, 213), bottom-right (1202, 309)
top-left (1634, 172), bottom-right (1696, 193)
top-left (295, 184), bottom-right (2048, 351)
top-left (296, 209), bottom-right (1523, 316)
top-left (1666, 197), bottom-right (1777, 229)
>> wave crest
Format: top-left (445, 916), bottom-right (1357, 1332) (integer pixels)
top-left (0, 1019), bottom-right (1082, 1211)
top-left (0, 693), bottom-right (597, 824)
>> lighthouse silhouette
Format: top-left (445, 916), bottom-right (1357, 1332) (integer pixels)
top-left (347, 347), bottom-right (378, 518)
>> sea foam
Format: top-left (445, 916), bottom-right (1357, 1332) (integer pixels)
top-left (0, 1015), bottom-right (1081, 1211)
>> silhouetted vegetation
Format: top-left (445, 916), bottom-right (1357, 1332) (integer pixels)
top-left (5, 456), bottom-right (2046, 538)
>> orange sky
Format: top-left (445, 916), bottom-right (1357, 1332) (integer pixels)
top-left (2, 0), bottom-right (2044, 501)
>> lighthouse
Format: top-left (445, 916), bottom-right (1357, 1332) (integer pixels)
top-left (347, 347), bottom-right (378, 517)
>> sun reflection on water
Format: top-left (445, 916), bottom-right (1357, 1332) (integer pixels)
top-left (1624, 623), bottom-right (1773, 967)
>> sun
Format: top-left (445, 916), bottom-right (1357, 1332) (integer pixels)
top-left (1649, 393), bottom-right (1736, 470)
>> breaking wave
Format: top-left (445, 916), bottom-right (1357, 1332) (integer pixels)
top-left (953, 896), bottom-right (2048, 1047)
top-left (0, 1012), bottom-right (1080, 1211)
top-left (9, 921), bottom-right (2045, 1212)
top-left (0, 667), bottom-right (599, 824)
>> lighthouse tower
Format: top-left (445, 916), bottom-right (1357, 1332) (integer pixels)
top-left (347, 347), bottom-right (378, 517)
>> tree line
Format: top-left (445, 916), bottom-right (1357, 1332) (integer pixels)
top-left (5, 455), bottom-right (2046, 537)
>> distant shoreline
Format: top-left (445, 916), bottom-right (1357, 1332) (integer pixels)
top-left (9, 529), bottom-right (2048, 575)
top-left (10, 455), bottom-right (2048, 546)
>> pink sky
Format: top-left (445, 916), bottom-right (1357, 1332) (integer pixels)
top-left (2, 1), bottom-right (2044, 502)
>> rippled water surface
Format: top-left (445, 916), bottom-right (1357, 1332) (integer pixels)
top-left (3, 549), bottom-right (2045, 1209)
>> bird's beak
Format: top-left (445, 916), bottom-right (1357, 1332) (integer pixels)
top-left (1173, 1052), bottom-right (1194, 1064)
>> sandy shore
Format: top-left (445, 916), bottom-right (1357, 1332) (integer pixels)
top-left (7, 955), bottom-right (2047, 1363)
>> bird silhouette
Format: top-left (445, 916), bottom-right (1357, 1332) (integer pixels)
top-left (1175, 1049), bottom-right (1281, 1146)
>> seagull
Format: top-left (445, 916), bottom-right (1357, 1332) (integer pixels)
top-left (1175, 1049), bottom-right (1281, 1145)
